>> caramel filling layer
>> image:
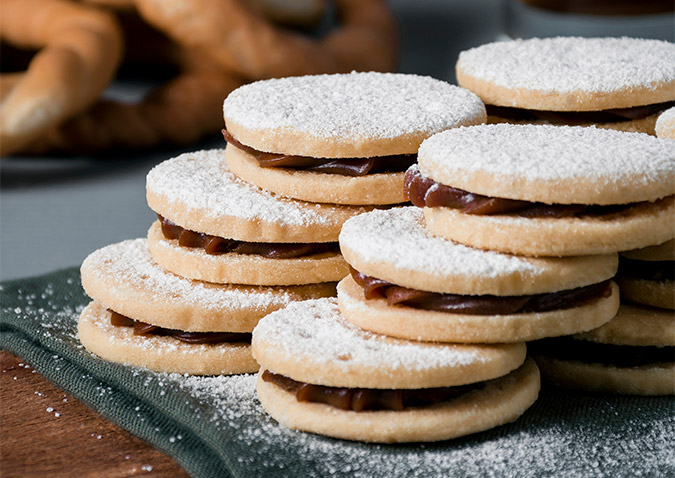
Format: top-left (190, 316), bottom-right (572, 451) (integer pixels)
top-left (618, 257), bottom-right (674, 282)
top-left (531, 337), bottom-right (674, 367)
top-left (110, 310), bottom-right (251, 345)
top-left (404, 167), bottom-right (645, 217)
top-left (223, 129), bottom-right (416, 176)
top-left (486, 101), bottom-right (674, 124)
top-left (350, 267), bottom-right (612, 315)
top-left (158, 215), bottom-right (339, 258)
top-left (262, 370), bottom-right (482, 411)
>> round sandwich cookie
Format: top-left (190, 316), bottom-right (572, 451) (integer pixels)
top-left (456, 37), bottom-right (675, 135)
top-left (532, 304), bottom-right (674, 395)
top-left (146, 149), bottom-right (368, 285)
top-left (337, 207), bottom-right (619, 343)
top-left (655, 107), bottom-right (675, 139)
top-left (411, 124), bottom-right (675, 257)
top-left (616, 239), bottom-right (675, 310)
top-left (252, 298), bottom-right (539, 443)
top-left (222, 72), bottom-right (486, 205)
top-left (79, 239), bottom-right (335, 375)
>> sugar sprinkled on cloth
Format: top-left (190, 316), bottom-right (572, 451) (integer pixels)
top-left (253, 298), bottom-right (486, 372)
top-left (418, 124), bottom-right (675, 187)
top-left (81, 239), bottom-right (317, 312)
top-left (146, 150), bottom-right (362, 227)
top-left (3, 271), bottom-right (673, 478)
top-left (223, 72), bottom-right (485, 140)
top-left (340, 207), bottom-right (540, 279)
top-left (457, 37), bottom-right (675, 94)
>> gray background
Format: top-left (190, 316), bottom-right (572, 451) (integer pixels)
top-left (1, 0), bottom-right (672, 280)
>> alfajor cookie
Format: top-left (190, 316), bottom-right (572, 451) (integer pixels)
top-left (532, 304), bottom-right (674, 395)
top-left (79, 238), bottom-right (335, 375)
top-left (222, 72), bottom-right (486, 205)
top-left (146, 149), bottom-right (368, 285)
top-left (252, 298), bottom-right (539, 443)
top-left (410, 124), bottom-right (675, 257)
top-left (337, 207), bottom-right (619, 343)
top-left (656, 107), bottom-right (675, 139)
top-left (616, 239), bottom-right (675, 310)
top-left (456, 37), bottom-right (675, 135)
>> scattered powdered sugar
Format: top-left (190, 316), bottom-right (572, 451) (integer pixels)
top-left (170, 370), bottom-right (673, 478)
top-left (253, 298), bottom-right (485, 372)
top-left (81, 239), bottom-right (315, 313)
top-left (223, 72), bottom-right (485, 140)
top-left (457, 37), bottom-right (675, 94)
top-left (4, 279), bottom-right (673, 477)
top-left (418, 124), bottom-right (675, 188)
top-left (340, 207), bottom-right (539, 279)
top-left (146, 150), bottom-right (359, 228)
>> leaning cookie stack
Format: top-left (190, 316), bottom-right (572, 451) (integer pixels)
top-left (406, 123), bottom-right (674, 396)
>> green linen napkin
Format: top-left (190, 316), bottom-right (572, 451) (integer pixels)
top-left (1, 268), bottom-right (673, 478)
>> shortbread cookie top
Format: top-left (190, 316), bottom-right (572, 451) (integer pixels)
top-left (339, 207), bottom-right (617, 295)
top-left (456, 37), bottom-right (675, 111)
top-left (417, 124), bottom-right (675, 204)
top-left (81, 239), bottom-right (334, 332)
top-left (252, 298), bottom-right (526, 389)
top-left (656, 107), bottom-right (675, 139)
top-left (146, 150), bottom-right (368, 243)
top-left (574, 304), bottom-right (674, 347)
top-left (223, 72), bottom-right (486, 158)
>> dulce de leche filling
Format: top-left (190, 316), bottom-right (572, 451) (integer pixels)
top-left (404, 166), bottom-right (642, 217)
top-left (618, 257), bottom-right (675, 282)
top-left (486, 101), bottom-right (675, 125)
top-left (110, 310), bottom-right (251, 345)
top-left (223, 129), bottom-right (416, 177)
top-left (531, 337), bottom-right (674, 367)
top-left (262, 369), bottom-right (483, 411)
top-left (158, 215), bottom-right (339, 258)
top-left (350, 267), bottom-right (612, 315)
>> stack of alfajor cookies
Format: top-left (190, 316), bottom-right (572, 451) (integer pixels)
top-left (78, 148), bottom-right (354, 374)
top-left (399, 123), bottom-right (674, 396)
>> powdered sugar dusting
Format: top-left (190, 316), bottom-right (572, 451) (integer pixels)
top-left (146, 150), bottom-right (362, 228)
top-left (4, 276), bottom-right (673, 478)
top-left (458, 37), bottom-right (675, 95)
top-left (223, 72), bottom-right (485, 141)
top-left (418, 124), bottom-right (675, 193)
top-left (81, 239), bottom-right (323, 313)
top-left (340, 207), bottom-right (539, 279)
top-left (253, 298), bottom-right (487, 373)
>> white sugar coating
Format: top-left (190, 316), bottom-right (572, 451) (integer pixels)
top-left (340, 206), bottom-right (540, 279)
top-left (457, 37), bottom-right (675, 95)
top-left (223, 72), bottom-right (485, 140)
top-left (418, 124), bottom-right (675, 195)
top-left (146, 150), bottom-right (359, 227)
top-left (82, 239), bottom-right (316, 312)
top-left (253, 298), bottom-right (486, 372)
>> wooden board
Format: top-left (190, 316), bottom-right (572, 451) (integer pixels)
top-left (0, 351), bottom-right (190, 477)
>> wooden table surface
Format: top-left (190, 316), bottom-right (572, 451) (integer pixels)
top-left (0, 351), bottom-right (190, 477)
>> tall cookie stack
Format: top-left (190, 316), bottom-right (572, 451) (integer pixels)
top-left (404, 123), bottom-right (674, 396)
top-left (79, 148), bottom-right (371, 374)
